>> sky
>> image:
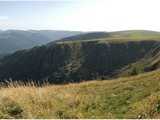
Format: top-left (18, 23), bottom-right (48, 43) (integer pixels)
top-left (0, 0), bottom-right (160, 32)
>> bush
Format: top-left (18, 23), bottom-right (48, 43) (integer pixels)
top-left (0, 97), bottom-right (23, 118)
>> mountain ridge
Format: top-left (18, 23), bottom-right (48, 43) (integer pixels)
top-left (0, 30), bottom-right (160, 84)
top-left (0, 30), bottom-right (82, 55)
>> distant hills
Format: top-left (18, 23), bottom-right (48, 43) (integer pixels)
top-left (0, 30), bottom-right (160, 84)
top-left (1, 30), bottom-right (159, 56)
top-left (59, 32), bottom-right (109, 41)
top-left (0, 30), bottom-right (82, 54)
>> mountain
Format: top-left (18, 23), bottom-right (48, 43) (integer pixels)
top-left (0, 30), bottom-right (82, 55)
top-left (0, 30), bottom-right (160, 119)
top-left (30, 30), bottom-right (82, 41)
top-left (0, 30), bottom-right (160, 84)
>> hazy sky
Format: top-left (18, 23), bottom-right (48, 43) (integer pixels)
top-left (0, 0), bottom-right (160, 31)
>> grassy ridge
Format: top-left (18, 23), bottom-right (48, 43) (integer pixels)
top-left (0, 70), bottom-right (160, 118)
top-left (57, 30), bottom-right (160, 44)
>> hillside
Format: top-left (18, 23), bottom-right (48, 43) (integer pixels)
top-left (117, 42), bottom-right (160, 77)
top-left (0, 30), bottom-right (160, 84)
top-left (58, 30), bottom-right (160, 43)
top-left (0, 30), bottom-right (81, 55)
top-left (0, 30), bottom-right (160, 119)
top-left (0, 39), bottom-right (158, 84)
top-left (110, 30), bottom-right (160, 39)
top-left (0, 70), bottom-right (160, 118)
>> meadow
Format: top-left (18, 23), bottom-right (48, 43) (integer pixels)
top-left (0, 70), bottom-right (160, 118)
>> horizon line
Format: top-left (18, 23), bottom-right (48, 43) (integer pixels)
top-left (0, 29), bottom-right (160, 33)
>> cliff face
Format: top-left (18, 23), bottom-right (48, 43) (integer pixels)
top-left (0, 40), bottom-right (158, 84)
top-left (117, 42), bottom-right (160, 77)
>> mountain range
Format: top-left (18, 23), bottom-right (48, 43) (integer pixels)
top-left (0, 30), bottom-right (82, 55)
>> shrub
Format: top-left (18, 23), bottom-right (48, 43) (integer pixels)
top-left (0, 97), bottom-right (23, 118)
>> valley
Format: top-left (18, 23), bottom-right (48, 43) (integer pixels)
top-left (0, 30), bottom-right (160, 118)
top-left (1, 0), bottom-right (160, 119)
top-left (0, 30), bottom-right (160, 84)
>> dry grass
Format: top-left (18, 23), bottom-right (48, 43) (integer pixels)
top-left (0, 70), bottom-right (160, 118)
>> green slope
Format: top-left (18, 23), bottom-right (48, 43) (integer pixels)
top-left (110, 30), bottom-right (160, 39)
top-left (58, 30), bottom-right (160, 43)
top-left (0, 70), bottom-right (160, 118)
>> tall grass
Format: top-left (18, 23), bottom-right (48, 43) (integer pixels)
top-left (0, 70), bottom-right (160, 118)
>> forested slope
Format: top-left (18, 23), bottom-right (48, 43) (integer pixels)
top-left (0, 40), bottom-right (158, 84)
